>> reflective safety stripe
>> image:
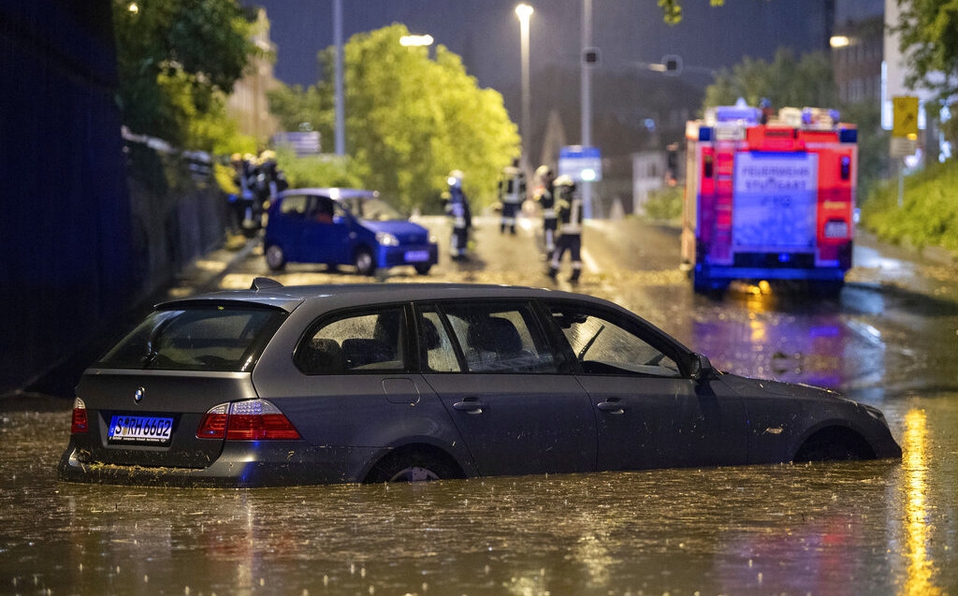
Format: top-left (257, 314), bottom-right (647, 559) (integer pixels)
top-left (542, 209), bottom-right (556, 218)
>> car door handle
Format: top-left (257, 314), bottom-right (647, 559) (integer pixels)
top-left (453, 398), bottom-right (485, 415)
top-left (596, 399), bottom-right (625, 415)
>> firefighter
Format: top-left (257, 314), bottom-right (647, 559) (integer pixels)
top-left (497, 157), bottom-right (525, 234)
top-left (534, 164), bottom-right (557, 254)
top-left (445, 170), bottom-right (472, 261)
top-left (548, 175), bottom-right (584, 283)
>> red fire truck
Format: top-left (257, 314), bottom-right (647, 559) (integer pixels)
top-left (681, 103), bottom-right (858, 294)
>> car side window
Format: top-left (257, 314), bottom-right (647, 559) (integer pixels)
top-left (279, 194), bottom-right (308, 217)
top-left (295, 307), bottom-right (405, 374)
top-left (548, 304), bottom-right (680, 378)
top-left (309, 196), bottom-right (336, 224)
top-left (437, 302), bottom-right (559, 373)
top-left (417, 310), bottom-right (462, 372)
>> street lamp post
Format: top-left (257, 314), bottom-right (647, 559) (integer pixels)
top-left (581, 0), bottom-right (593, 218)
top-left (333, 0), bottom-right (344, 156)
top-left (515, 4), bottom-right (533, 180)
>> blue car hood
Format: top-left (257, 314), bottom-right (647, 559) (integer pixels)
top-left (361, 219), bottom-right (430, 237)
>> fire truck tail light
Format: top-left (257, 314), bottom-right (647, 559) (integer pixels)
top-left (840, 156), bottom-right (851, 180)
top-left (824, 220), bottom-right (849, 238)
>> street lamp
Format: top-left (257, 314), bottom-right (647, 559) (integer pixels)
top-left (400, 34), bottom-right (434, 47)
top-left (515, 4), bottom-right (533, 179)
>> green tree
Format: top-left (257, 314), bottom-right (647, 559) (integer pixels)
top-left (702, 48), bottom-right (889, 204)
top-left (893, 0), bottom-right (958, 103)
top-left (658, 0), bottom-right (727, 25)
top-left (310, 24), bottom-right (519, 211)
top-left (704, 48), bottom-right (837, 110)
top-left (266, 82), bottom-right (329, 134)
top-left (113, 0), bottom-right (260, 151)
top-left (894, 0), bottom-right (958, 153)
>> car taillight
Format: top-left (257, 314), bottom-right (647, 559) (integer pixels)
top-left (70, 397), bottom-right (89, 434)
top-left (196, 400), bottom-right (301, 441)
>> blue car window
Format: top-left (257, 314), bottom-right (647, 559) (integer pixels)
top-left (278, 194), bottom-right (308, 216)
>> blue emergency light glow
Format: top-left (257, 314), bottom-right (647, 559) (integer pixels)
top-left (778, 253), bottom-right (791, 263)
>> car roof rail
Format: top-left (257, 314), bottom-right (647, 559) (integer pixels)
top-left (250, 277), bottom-right (284, 291)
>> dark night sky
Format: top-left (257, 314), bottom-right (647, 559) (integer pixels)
top-left (245, 0), bottom-right (835, 93)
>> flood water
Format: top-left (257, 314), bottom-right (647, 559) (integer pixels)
top-left (4, 224), bottom-right (958, 594)
top-left (1, 393), bottom-right (956, 595)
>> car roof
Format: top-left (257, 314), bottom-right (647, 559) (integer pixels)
top-left (158, 281), bottom-right (608, 314)
top-left (276, 188), bottom-right (378, 202)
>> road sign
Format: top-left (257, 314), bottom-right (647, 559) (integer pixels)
top-left (890, 96), bottom-right (919, 158)
top-left (892, 96), bottom-right (919, 138)
top-left (558, 145), bottom-right (602, 182)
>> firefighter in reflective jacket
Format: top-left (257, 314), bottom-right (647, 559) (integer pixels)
top-left (445, 170), bottom-right (472, 260)
top-left (498, 157), bottom-right (525, 234)
top-left (534, 165), bottom-right (557, 253)
top-left (548, 175), bottom-right (584, 283)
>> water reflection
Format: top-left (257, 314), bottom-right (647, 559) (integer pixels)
top-left (3, 399), bottom-right (958, 594)
top-left (690, 288), bottom-right (883, 392)
top-left (902, 408), bottom-right (941, 596)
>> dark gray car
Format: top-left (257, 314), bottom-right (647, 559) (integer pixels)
top-left (58, 280), bottom-right (901, 487)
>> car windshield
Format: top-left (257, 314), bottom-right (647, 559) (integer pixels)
top-left (344, 196), bottom-right (405, 222)
top-left (96, 305), bottom-right (287, 372)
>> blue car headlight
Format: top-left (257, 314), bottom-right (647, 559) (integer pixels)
top-left (376, 232), bottom-right (400, 247)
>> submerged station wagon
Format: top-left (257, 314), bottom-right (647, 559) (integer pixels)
top-left (58, 280), bottom-right (901, 487)
top-left (263, 188), bottom-right (438, 276)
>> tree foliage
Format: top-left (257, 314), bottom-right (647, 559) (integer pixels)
top-left (702, 48), bottom-right (889, 204)
top-left (266, 83), bottom-right (329, 134)
top-left (658, 0), bottom-right (727, 25)
top-left (113, 0), bottom-right (260, 151)
top-left (893, 0), bottom-right (958, 103)
top-left (271, 24), bottom-right (520, 211)
top-left (703, 48), bottom-right (837, 110)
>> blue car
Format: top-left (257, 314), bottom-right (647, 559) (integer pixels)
top-left (263, 188), bottom-right (439, 275)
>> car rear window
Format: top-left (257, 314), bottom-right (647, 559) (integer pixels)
top-left (96, 306), bottom-right (287, 372)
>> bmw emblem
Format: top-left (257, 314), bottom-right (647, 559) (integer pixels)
top-left (134, 387), bottom-right (145, 403)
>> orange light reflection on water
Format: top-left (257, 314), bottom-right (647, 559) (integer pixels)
top-left (902, 408), bottom-right (942, 596)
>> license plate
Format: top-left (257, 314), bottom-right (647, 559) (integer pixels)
top-left (404, 250), bottom-right (430, 262)
top-left (108, 415), bottom-right (174, 445)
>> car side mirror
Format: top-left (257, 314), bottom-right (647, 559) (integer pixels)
top-left (689, 353), bottom-right (713, 381)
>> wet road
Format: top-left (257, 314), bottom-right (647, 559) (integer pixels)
top-left (3, 214), bottom-right (958, 594)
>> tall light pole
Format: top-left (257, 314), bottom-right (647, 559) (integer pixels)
top-left (333, 0), bottom-right (345, 156)
top-left (515, 4), bottom-right (533, 178)
top-left (581, 0), bottom-right (593, 218)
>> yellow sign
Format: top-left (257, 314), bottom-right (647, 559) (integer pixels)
top-left (893, 96), bottom-right (919, 139)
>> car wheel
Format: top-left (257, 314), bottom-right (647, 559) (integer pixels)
top-left (354, 248), bottom-right (375, 276)
top-left (414, 263), bottom-right (432, 275)
top-left (364, 449), bottom-right (461, 483)
top-left (265, 244), bottom-right (286, 271)
top-left (794, 432), bottom-right (869, 462)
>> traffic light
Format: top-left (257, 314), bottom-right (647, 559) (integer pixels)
top-left (663, 54), bottom-right (682, 75)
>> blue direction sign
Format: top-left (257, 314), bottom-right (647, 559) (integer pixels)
top-left (558, 145), bottom-right (602, 182)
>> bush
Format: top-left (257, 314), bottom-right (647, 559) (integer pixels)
top-left (859, 160), bottom-right (958, 252)
top-left (274, 149), bottom-right (361, 189)
top-left (642, 185), bottom-right (684, 221)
